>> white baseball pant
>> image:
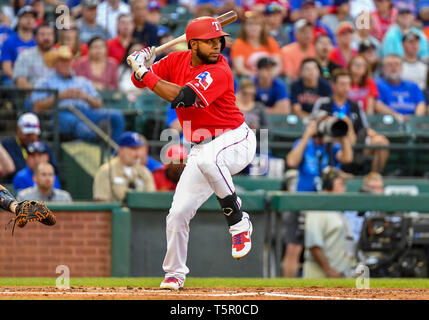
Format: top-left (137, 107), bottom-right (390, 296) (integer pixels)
top-left (162, 122), bottom-right (257, 282)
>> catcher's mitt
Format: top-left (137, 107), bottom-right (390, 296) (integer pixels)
top-left (6, 200), bottom-right (56, 235)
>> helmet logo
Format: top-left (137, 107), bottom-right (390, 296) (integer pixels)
top-left (212, 21), bottom-right (220, 31)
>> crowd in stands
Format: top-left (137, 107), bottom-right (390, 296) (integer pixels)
top-left (0, 0), bottom-right (429, 277)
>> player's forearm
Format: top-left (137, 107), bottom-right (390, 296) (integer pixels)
top-left (0, 185), bottom-right (17, 213)
top-left (152, 79), bottom-right (183, 102)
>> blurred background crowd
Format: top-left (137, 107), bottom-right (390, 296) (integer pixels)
top-left (0, 0), bottom-right (429, 278)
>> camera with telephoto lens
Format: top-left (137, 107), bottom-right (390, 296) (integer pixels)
top-left (312, 110), bottom-right (349, 138)
top-left (357, 213), bottom-right (429, 277)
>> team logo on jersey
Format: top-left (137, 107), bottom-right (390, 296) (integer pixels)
top-left (195, 71), bottom-right (213, 90)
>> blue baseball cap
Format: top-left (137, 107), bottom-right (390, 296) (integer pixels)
top-left (27, 141), bottom-right (48, 154)
top-left (118, 132), bottom-right (144, 148)
top-left (395, 1), bottom-right (416, 14)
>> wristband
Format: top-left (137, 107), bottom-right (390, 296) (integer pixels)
top-left (141, 71), bottom-right (161, 90)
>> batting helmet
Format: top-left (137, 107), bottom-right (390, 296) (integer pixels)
top-left (185, 16), bottom-right (229, 51)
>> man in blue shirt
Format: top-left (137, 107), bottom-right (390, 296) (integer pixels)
top-left (254, 57), bottom-right (290, 114)
top-left (12, 141), bottom-right (61, 193)
top-left (31, 46), bottom-right (125, 143)
top-left (0, 5), bottom-right (36, 85)
top-left (376, 54), bottom-right (427, 118)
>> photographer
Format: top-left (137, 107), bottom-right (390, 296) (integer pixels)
top-left (282, 110), bottom-right (353, 277)
top-left (313, 69), bottom-right (389, 174)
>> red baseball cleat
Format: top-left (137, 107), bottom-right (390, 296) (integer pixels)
top-left (160, 277), bottom-right (184, 290)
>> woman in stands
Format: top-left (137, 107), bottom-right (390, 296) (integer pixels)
top-left (348, 54), bottom-right (379, 115)
top-left (73, 36), bottom-right (118, 91)
top-left (230, 11), bottom-right (282, 77)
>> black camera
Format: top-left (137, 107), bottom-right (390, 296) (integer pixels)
top-left (312, 110), bottom-right (349, 138)
top-left (358, 213), bottom-right (429, 277)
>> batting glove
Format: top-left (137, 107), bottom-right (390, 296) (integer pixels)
top-left (127, 47), bottom-right (156, 80)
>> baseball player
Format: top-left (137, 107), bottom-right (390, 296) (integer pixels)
top-left (128, 16), bottom-right (257, 290)
top-left (0, 184), bottom-right (55, 234)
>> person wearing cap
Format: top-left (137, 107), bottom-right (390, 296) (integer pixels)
top-left (0, 5), bottom-right (36, 85)
top-left (303, 166), bottom-right (357, 278)
top-left (289, 0), bottom-right (332, 22)
top-left (381, 1), bottom-right (429, 59)
top-left (290, 57), bottom-right (332, 118)
top-left (1, 112), bottom-right (58, 182)
top-left (320, 0), bottom-right (354, 36)
top-left (370, 0), bottom-right (398, 42)
top-left (358, 40), bottom-right (381, 77)
top-left (329, 21), bottom-right (357, 68)
top-left (12, 141), bottom-right (61, 193)
top-left (77, 0), bottom-right (111, 44)
top-left (145, 0), bottom-right (169, 40)
top-left (254, 56), bottom-right (291, 114)
top-left (401, 30), bottom-right (429, 91)
top-left (230, 11), bottom-right (283, 77)
top-left (13, 22), bottom-right (55, 90)
top-left (128, 16), bottom-right (258, 290)
top-left (152, 144), bottom-right (188, 191)
top-left (31, 45), bottom-right (125, 143)
top-left (350, 18), bottom-right (382, 59)
top-left (281, 18), bottom-right (316, 81)
top-left (264, 1), bottom-right (290, 48)
top-left (131, 0), bottom-right (159, 48)
top-left (376, 54), bottom-right (427, 118)
top-left (16, 162), bottom-right (72, 202)
top-left (93, 131), bottom-right (155, 202)
top-left (96, 0), bottom-right (130, 39)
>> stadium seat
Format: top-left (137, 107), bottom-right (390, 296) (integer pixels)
top-left (366, 114), bottom-right (410, 142)
top-left (268, 114), bottom-right (305, 142)
top-left (407, 116), bottom-right (429, 142)
top-left (134, 93), bottom-right (169, 139)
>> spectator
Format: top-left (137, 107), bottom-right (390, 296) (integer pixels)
top-left (381, 1), bottom-right (429, 59)
top-left (358, 40), bottom-right (381, 77)
top-left (131, 0), bottom-right (159, 47)
top-left (291, 57), bottom-right (332, 119)
top-left (107, 13), bottom-right (135, 64)
top-left (254, 57), bottom-right (291, 114)
top-left (145, 0), bottom-right (169, 39)
top-left (153, 145), bottom-right (188, 191)
top-left (370, 0), bottom-right (398, 42)
top-left (1, 0), bottom-right (27, 29)
top-left (281, 18), bottom-right (316, 82)
top-left (57, 16), bottom-right (87, 58)
top-left (31, 46), bottom-right (125, 143)
top-left (230, 11), bottom-right (282, 77)
top-left (0, 143), bottom-right (15, 179)
top-left (118, 41), bottom-right (144, 99)
top-left (137, 134), bottom-right (163, 173)
top-left (349, 0), bottom-right (375, 18)
top-left (314, 69), bottom-right (390, 173)
top-left (77, 0), bottom-right (110, 44)
top-left (289, 0), bottom-right (335, 43)
top-left (314, 34), bottom-right (341, 81)
top-left (329, 21), bottom-right (357, 68)
top-left (31, 0), bottom-right (44, 27)
top-left (236, 78), bottom-right (269, 130)
top-left (283, 110), bottom-right (353, 277)
top-left (13, 22), bottom-right (55, 89)
top-left (0, 5), bottom-right (36, 86)
top-left (321, 0), bottom-right (354, 35)
top-left (348, 54), bottom-right (379, 114)
top-left (16, 162), bottom-right (72, 202)
top-left (264, 2), bottom-right (290, 47)
top-left (290, 0), bottom-right (332, 21)
top-left (93, 131), bottom-right (155, 202)
top-left (1, 113), bottom-right (58, 182)
top-left (376, 54), bottom-right (427, 119)
top-left (96, 0), bottom-right (130, 39)
top-left (303, 166), bottom-right (357, 278)
top-left (73, 36), bottom-right (119, 91)
top-left (351, 17), bottom-right (382, 57)
top-left (12, 141), bottom-right (61, 193)
top-left (401, 30), bottom-right (429, 92)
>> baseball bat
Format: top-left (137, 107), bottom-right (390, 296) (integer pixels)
top-left (127, 10), bottom-right (238, 76)
top-left (155, 10), bottom-right (238, 53)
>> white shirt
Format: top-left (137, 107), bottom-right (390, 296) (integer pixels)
top-left (402, 60), bottom-right (428, 90)
top-left (96, 1), bottom-right (130, 38)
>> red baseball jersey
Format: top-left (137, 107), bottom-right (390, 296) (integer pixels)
top-left (132, 51), bottom-right (244, 143)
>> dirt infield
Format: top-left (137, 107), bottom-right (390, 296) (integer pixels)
top-left (0, 286), bottom-right (428, 300)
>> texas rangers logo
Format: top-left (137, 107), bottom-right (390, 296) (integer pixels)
top-left (196, 71), bottom-right (213, 90)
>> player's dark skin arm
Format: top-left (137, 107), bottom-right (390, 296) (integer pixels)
top-left (0, 185), bottom-right (18, 214)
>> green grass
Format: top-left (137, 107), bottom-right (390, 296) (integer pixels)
top-left (1, 278), bottom-right (429, 288)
